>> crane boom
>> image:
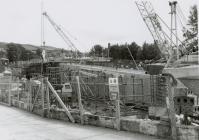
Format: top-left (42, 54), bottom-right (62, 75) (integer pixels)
top-left (135, 1), bottom-right (170, 57)
top-left (43, 12), bottom-right (79, 58)
top-left (135, 1), bottom-right (190, 67)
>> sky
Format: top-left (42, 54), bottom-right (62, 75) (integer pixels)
top-left (0, 0), bottom-right (197, 52)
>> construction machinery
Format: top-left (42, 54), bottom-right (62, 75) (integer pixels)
top-left (62, 83), bottom-right (72, 97)
top-left (136, 2), bottom-right (199, 127)
top-left (42, 12), bottom-right (80, 59)
top-left (135, 1), bottom-right (189, 67)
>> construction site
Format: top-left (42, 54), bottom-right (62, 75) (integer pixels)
top-left (0, 1), bottom-right (198, 140)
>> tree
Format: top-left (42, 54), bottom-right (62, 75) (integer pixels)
top-left (7, 43), bottom-right (22, 62)
top-left (109, 43), bottom-right (140, 60)
top-left (89, 42), bottom-right (161, 61)
top-left (136, 47), bottom-right (144, 60)
top-left (6, 43), bottom-right (35, 62)
top-left (0, 49), bottom-right (6, 58)
top-left (128, 42), bottom-right (140, 60)
top-left (36, 48), bottom-right (42, 58)
top-left (109, 44), bottom-right (120, 59)
top-left (120, 44), bottom-right (130, 59)
top-left (183, 5), bottom-right (198, 52)
top-left (21, 49), bottom-right (35, 61)
top-left (142, 42), bottom-right (161, 60)
top-left (89, 45), bottom-right (103, 57)
top-left (103, 48), bottom-right (109, 57)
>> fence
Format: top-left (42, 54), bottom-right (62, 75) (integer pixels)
top-left (0, 76), bottom-right (12, 105)
top-left (0, 68), bottom-right (169, 131)
top-left (0, 75), bottom-right (24, 106)
top-left (0, 72), bottom-right (167, 109)
top-left (66, 74), bottom-right (152, 118)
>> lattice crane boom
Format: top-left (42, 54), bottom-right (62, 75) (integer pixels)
top-left (135, 1), bottom-right (175, 59)
top-left (43, 12), bottom-right (79, 58)
top-left (135, 1), bottom-right (191, 67)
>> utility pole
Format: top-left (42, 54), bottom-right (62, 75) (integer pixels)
top-left (101, 48), bottom-right (103, 58)
top-left (93, 46), bottom-right (95, 58)
top-left (108, 43), bottom-right (110, 59)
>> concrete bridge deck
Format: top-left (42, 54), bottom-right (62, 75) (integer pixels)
top-left (0, 105), bottom-right (167, 140)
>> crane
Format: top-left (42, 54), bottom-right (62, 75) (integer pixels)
top-left (135, 1), bottom-right (188, 67)
top-left (42, 12), bottom-right (79, 58)
top-left (135, 1), bottom-right (170, 58)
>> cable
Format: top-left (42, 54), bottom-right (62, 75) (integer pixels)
top-left (177, 5), bottom-right (187, 24)
top-left (43, 12), bottom-right (80, 58)
top-left (176, 10), bottom-right (194, 53)
top-left (156, 15), bottom-right (189, 53)
top-left (125, 45), bottom-right (139, 70)
top-left (60, 25), bottom-right (78, 41)
top-left (176, 13), bottom-right (185, 29)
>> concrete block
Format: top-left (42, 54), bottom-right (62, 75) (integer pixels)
top-left (139, 120), bottom-right (158, 136)
top-left (156, 122), bottom-right (170, 138)
top-left (121, 119), bottom-right (140, 133)
top-left (33, 109), bottom-right (43, 116)
top-left (48, 110), bottom-right (70, 122)
top-left (99, 117), bottom-right (115, 129)
top-left (83, 114), bottom-right (100, 126)
top-left (177, 125), bottom-right (199, 140)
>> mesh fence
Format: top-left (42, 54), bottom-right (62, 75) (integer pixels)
top-left (0, 67), bottom-right (168, 119)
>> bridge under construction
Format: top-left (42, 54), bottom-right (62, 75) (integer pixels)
top-left (0, 1), bottom-right (198, 140)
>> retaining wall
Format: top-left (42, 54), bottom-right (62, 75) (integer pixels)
top-left (10, 99), bottom-right (199, 140)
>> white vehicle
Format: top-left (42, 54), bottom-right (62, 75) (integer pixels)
top-left (62, 83), bottom-right (72, 97)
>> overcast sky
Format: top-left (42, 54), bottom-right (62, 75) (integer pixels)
top-left (0, 0), bottom-right (197, 52)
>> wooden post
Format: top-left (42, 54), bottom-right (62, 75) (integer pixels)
top-left (116, 77), bottom-right (120, 131)
top-left (8, 76), bottom-right (11, 106)
top-left (116, 93), bottom-right (120, 131)
top-left (41, 78), bottom-right (45, 117)
top-left (47, 80), bottom-right (75, 123)
top-left (76, 76), bottom-right (84, 124)
top-left (166, 76), bottom-right (177, 140)
top-left (141, 79), bottom-right (144, 102)
top-left (17, 77), bottom-right (20, 104)
top-left (46, 78), bottom-right (50, 112)
top-left (29, 80), bottom-right (32, 111)
top-left (26, 80), bottom-right (30, 110)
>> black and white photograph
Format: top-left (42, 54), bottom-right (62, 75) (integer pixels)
top-left (0, 0), bottom-right (198, 140)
